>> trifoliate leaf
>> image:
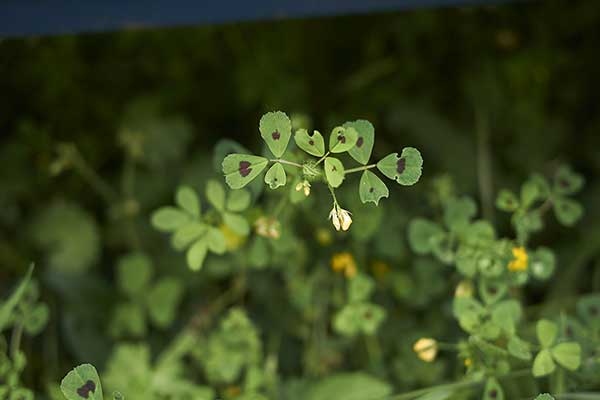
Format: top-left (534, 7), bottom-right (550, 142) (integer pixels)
top-left (345, 120), bottom-right (374, 165)
top-left (222, 154), bottom-right (269, 190)
top-left (223, 212), bottom-right (250, 236)
top-left (264, 162), bottom-right (286, 189)
top-left (151, 207), bottom-right (190, 232)
top-left (377, 147), bottom-right (423, 186)
top-left (205, 180), bottom-right (226, 211)
top-left (530, 247), bottom-right (555, 280)
top-left (61, 363), bottom-right (104, 400)
top-left (534, 395), bottom-right (554, 400)
top-left (259, 111), bottom-right (292, 157)
top-left (554, 165), bottom-right (584, 195)
top-left (23, 302), bottom-right (50, 335)
top-left (31, 202), bottom-right (100, 273)
top-left (175, 186), bottom-right (200, 217)
top-left (553, 197), bottom-right (583, 227)
top-left (532, 349), bottom-right (555, 377)
top-left (496, 189), bottom-right (519, 212)
top-left (226, 189), bottom-right (252, 212)
top-left (483, 378), bottom-right (504, 400)
top-left (537, 319), bottom-right (558, 348)
top-left (507, 336), bottom-right (532, 361)
top-left (294, 129), bottom-right (325, 157)
top-left (171, 222), bottom-right (208, 250)
top-left (408, 219), bottom-right (445, 255)
top-left (187, 239), bottom-right (208, 271)
top-left (207, 227), bottom-right (226, 254)
top-left (324, 157), bottom-right (345, 188)
top-left (146, 277), bottom-right (184, 328)
top-left (117, 252), bottom-right (153, 296)
top-left (359, 170), bottom-right (389, 205)
top-left (329, 126), bottom-right (358, 153)
top-left (551, 342), bottom-right (581, 371)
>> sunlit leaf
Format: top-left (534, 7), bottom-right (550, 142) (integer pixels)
top-left (294, 129), bottom-right (325, 157)
top-left (329, 126), bottom-right (358, 153)
top-left (553, 196), bottom-right (583, 227)
top-left (222, 154), bottom-right (269, 190)
top-left (226, 189), bottom-right (252, 212)
top-left (117, 252), bottom-right (153, 296)
top-left (175, 186), bottom-right (200, 217)
top-left (537, 319), bottom-right (557, 348)
top-left (205, 180), bottom-right (226, 211)
top-left (146, 278), bottom-right (184, 328)
top-left (187, 239), bottom-right (208, 271)
top-left (532, 349), bottom-right (555, 377)
top-left (151, 207), bottom-right (190, 232)
top-left (507, 336), bottom-right (532, 361)
top-left (324, 157), bottom-right (345, 188)
top-left (264, 162), bottom-right (287, 189)
top-left (171, 222), bottom-right (208, 250)
top-left (551, 342), bottom-right (581, 371)
top-left (376, 147), bottom-right (423, 186)
top-left (359, 170), bottom-right (389, 206)
top-left (223, 212), bottom-right (250, 236)
top-left (61, 364), bottom-right (104, 400)
top-left (259, 111), bottom-right (292, 157)
top-left (207, 227), bottom-right (226, 254)
top-left (345, 120), bottom-right (374, 165)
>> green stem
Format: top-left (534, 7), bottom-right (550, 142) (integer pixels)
top-left (271, 159), bottom-right (303, 168)
top-left (327, 185), bottom-right (339, 206)
top-left (316, 151), bottom-right (331, 165)
top-left (344, 164), bottom-right (376, 174)
top-left (10, 322), bottom-right (24, 360)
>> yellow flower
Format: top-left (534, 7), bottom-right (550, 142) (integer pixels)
top-left (413, 338), bottom-right (438, 362)
top-left (254, 216), bottom-right (281, 239)
top-left (464, 357), bottom-right (472, 367)
top-left (508, 246), bottom-right (528, 272)
top-left (219, 223), bottom-right (246, 251)
top-left (331, 252), bottom-right (357, 278)
top-left (454, 280), bottom-right (474, 298)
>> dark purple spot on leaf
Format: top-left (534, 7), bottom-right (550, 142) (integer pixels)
top-left (356, 137), bottom-right (364, 148)
top-left (364, 310), bottom-right (373, 320)
top-left (369, 187), bottom-right (374, 193)
top-left (239, 161), bottom-right (252, 177)
top-left (337, 135), bottom-right (346, 144)
top-left (489, 389), bottom-right (497, 398)
top-left (272, 130), bottom-right (281, 140)
top-left (332, 166), bottom-right (337, 171)
top-left (77, 380), bottom-right (96, 398)
top-left (397, 158), bottom-right (406, 174)
top-left (309, 139), bottom-right (314, 146)
top-left (488, 286), bottom-right (498, 295)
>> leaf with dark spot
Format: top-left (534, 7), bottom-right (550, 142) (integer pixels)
top-left (294, 128), bottom-right (325, 156)
top-left (61, 364), bottom-right (104, 400)
top-left (359, 170), bottom-right (389, 206)
top-left (222, 154), bottom-right (269, 189)
top-left (345, 120), bottom-right (375, 165)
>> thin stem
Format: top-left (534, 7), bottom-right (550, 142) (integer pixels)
top-left (316, 151), bottom-right (331, 165)
top-left (271, 159), bottom-right (303, 168)
top-left (327, 185), bottom-right (339, 206)
top-left (344, 164), bottom-right (376, 174)
top-left (10, 322), bottom-right (24, 360)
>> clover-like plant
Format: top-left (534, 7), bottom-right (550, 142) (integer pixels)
top-left (222, 111), bottom-right (423, 231)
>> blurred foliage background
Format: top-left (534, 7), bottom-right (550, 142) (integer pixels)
top-left (1, 0), bottom-right (600, 398)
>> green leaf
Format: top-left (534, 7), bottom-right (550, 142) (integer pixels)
top-left (496, 189), bottom-right (519, 212)
top-left (117, 252), bottom-right (153, 296)
top-left (480, 281), bottom-right (508, 306)
top-left (109, 302), bottom-right (146, 337)
top-left (491, 300), bottom-right (521, 335)
top-left (359, 170), bottom-right (389, 205)
top-left (553, 196), bottom-right (583, 227)
top-left (348, 274), bottom-right (375, 303)
top-left (521, 180), bottom-right (541, 208)
top-left (187, 239), bottom-right (208, 271)
top-left (444, 196), bottom-right (477, 233)
top-left (23, 302), bottom-right (50, 335)
top-left (408, 219), bottom-right (445, 255)
top-left (483, 378), bottom-right (504, 400)
top-left (554, 165), bottom-right (584, 195)
top-left (532, 349), bottom-right (556, 377)
top-left (537, 319), bottom-right (558, 348)
top-left (264, 162), bottom-right (287, 189)
top-left (377, 147), bottom-right (423, 186)
top-left (551, 342), bottom-right (581, 371)
top-left (294, 129), bottom-right (325, 157)
top-left (324, 157), bottom-right (345, 188)
top-left (534, 395), bottom-right (555, 400)
top-left (205, 179), bottom-right (226, 211)
top-left (222, 154), bottom-right (269, 190)
top-left (345, 120), bottom-right (374, 165)
top-left (259, 111), bottom-right (292, 157)
top-left (171, 222), bottom-right (208, 250)
top-left (151, 207), bottom-right (190, 232)
top-left (175, 185), bottom-right (200, 217)
top-left (60, 363), bottom-right (104, 400)
top-left (207, 227), bottom-right (226, 254)
top-left (146, 278), bottom-right (184, 328)
top-left (305, 373), bottom-right (392, 400)
top-left (507, 336), bottom-right (532, 361)
top-left (530, 247), bottom-right (555, 280)
top-left (223, 212), bottom-right (250, 236)
top-left (0, 264), bottom-right (33, 332)
top-left (226, 189), bottom-right (252, 212)
top-left (329, 126), bottom-right (358, 153)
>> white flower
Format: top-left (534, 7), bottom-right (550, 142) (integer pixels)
top-left (329, 205), bottom-right (352, 231)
